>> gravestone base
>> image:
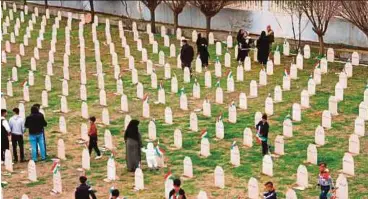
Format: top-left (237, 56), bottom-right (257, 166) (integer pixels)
top-left (248, 96), bottom-right (257, 99)
top-left (50, 190), bottom-right (61, 195)
top-left (338, 170), bottom-right (354, 177)
top-left (293, 184), bottom-right (310, 191)
top-left (198, 152), bottom-right (211, 158)
top-left (103, 176), bottom-right (119, 182)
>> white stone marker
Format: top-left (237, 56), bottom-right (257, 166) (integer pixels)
top-left (307, 144), bottom-right (317, 165)
top-left (328, 96), bottom-right (338, 116)
top-left (200, 137), bottom-right (210, 157)
top-left (230, 142), bottom-right (240, 167)
top-left (57, 139), bottom-right (66, 160)
top-left (292, 103), bottom-right (301, 121)
top-left (274, 85), bottom-right (282, 102)
top-left (262, 155), bottom-right (273, 176)
top-left (28, 160), bottom-right (37, 182)
top-left (354, 117), bottom-right (365, 136)
top-left (296, 165), bottom-right (309, 190)
top-left (327, 48), bottom-right (334, 62)
top-left (174, 129), bottom-right (182, 149)
top-left (274, 135), bottom-right (284, 155)
top-left (243, 128), bottom-right (253, 147)
top-left (248, 177), bottom-right (259, 199)
top-left (342, 153), bottom-right (354, 176)
top-left (351, 51), bottom-right (359, 66)
top-left (348, 134), bottom-right (360, 155)
top-left (214, 166), bottom-right (225, 188)
top-left (322, 110), bottom-right (332, 129)
top-left (283, 118), bottom-right (293, 137)
top-left (335, 174), bottom-right (348, 199)
top-left (134, 168), bottom-right (144, 190)
top-left (315, 125), bottom-right (325, 146)
top-left (82, 148), bottom-right (90, 170)
top-left (183, 156), bottom-right (193, 178)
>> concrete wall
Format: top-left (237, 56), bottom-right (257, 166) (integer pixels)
top-left (28, 0), bottom-right (368, 48)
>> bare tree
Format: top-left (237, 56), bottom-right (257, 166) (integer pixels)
top-left (340, 0), bottom-right (368, 38)
top-left (298, 1), bottom-right (340, 55)
top-left (276, 1), bottom-right (307, 51)
top-left (141, 0), bottom-right (162, 33)
top-left (164, 0), bottom-right (187, 30)
top-left (45, 0), bottom-right (48, 8)
top-left (192, 0), bottom-right (231, 37)
top-left (89, 0), bottom-right (95, 23)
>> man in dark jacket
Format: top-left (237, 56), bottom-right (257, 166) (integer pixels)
top-left (180, 39), bottom-right (194, 74)
top-left (266, 25), bottom-right (274, 50)
top-left (1, 109), bottom-right (11, 162)
top-left (256, 114), bottom-right (269, 155)
top-left (33, 104), bottom-right (47, 156)
top-left (25, 106), bottom-right (47, 161)
top-left (75, 176), bottom-right (97, 199)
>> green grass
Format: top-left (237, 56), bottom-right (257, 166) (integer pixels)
top-left (1, 6), bottom-right (368, 199)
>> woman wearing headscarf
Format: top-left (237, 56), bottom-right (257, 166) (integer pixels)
top-left (124, 120), bottom-right (142, 172)
top-left (236, 29), bottom-right (245, 62)
top-left (257, 31), bottom-right (270, 65)
top-left (238, 31), bottom-right (253, 63)
top-left (196, 33), bottom-right (209, 67)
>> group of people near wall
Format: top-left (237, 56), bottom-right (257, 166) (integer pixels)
top-left (178, 25), bottom-right (275, 75)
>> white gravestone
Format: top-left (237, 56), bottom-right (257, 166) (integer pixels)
top-left (215, 87), bottom-right (223, 104)
top-left (195, 56), bottom-right (202, 73)
top-left (200, 138), bottom-right (210, 157)
top-left (180, 93), bottom-right (188, 110)
top-left (296, 165), bottom-right (309, 190)
top-left (216, 118), bottom-right (224, 139)
top-left (274, 85), bottom-right (282, 103)
top-left (205, 70), bottom-right (212, 88)
top-left (301, 90), bottom-right (310, 108)
top-left (216, 42), bottom-right (222, 56)
top-left (228, 103), bottom-right (237, 123)
top-left (202, 99), bottom-right (211, 117)
top-left (285, 189), bottom-right (297, 199)
top-left (134, 168), bottom-right (144, 190)
top-left (239, 93), bottom-right (248, 110)
top-left (165, 107), bottom-right (173, 124)
top-left (42, 90), bottom-right (48, 107)
top-left (197, 191), bottom-right (208, 199)
top-left (348, 134), bottom-right (360, 155)
top-left (143, 98), bottom-right (150, 118)
top-left (236, 65), bottom-right (244, 82)
top-left (248, 177), bottom-right (259, 199)
top-left (274, 135), bottom-right (284, 155)
top-left (60, 96), bottom-right (68, 113)
top-left (328, 96), bottom-right (338, 116)
top-left (292, 103), bottom-right (301, 121)
top-left (170, 44), bottom-right (176, 57)
top-left (214, 166), bottom-right (225, 188)
top-left (307, 144), bottom-right (317, 165)
top-left (209, 32), bottom-right (214, 44)
top-left (28, 160), bottom-right (37, 182)
top-left (81, 102), bottom-right (89, 119)
top-left (183, 156), bottom-right (193, 178)
top-left (308, 78), bottom-right (316, 96)
top-left (104, 130), bottom-right (113, 150)
top-left (59, 116), bottom-right (67, 133)
top-left (336, 174), bottom-right (349, 199)
top-left (148, 120), bottom-right (156, 140)
top-left (283, 118), bottom-right (293, 137)
top-left (82, 148), bottom-right (90, 170)
top-left (320, 58), bottom-right (328, 74)
top-left (174, 129), bottom-right (182, 149)
top-left (249, 80), bottom-right (258, 98)
top-left (342, 153), bottom-right (355, 176)
top-left (327, 48), bottom-right (334, 62)
top-left (190, 112), bottom-right (198, 132)
top-left (283, 75), bottom-right (291, 91)
top-left (351, 52), bottom-right (359, 66)
top-left (102, 108), bottom-right (110, 125)
top-left (266, 60), bottom-right (273, 75)
top-left (243, 128), bottom-right (253, 147)
top-left (344, 62), bottom-right (353, 78)
top-left (315, 125), bottom-right (325, 146)
top-left (171, 76), bottom-right (178, 93)
top-left (215, 61), bottom-right (222, 77)
top-left (4, 150), bottom-right (13, 172)
top-left (296, 53), bottom-right (303, 69)
top-left (304, 45), bottom-right (310, 59)
top-left (322, 110), bottom-right (332, 129)
top-left (290, 64), bottom-right (298, 80)
top-left (107, 156), bottom-right (116, 181)
top-left (314, 67), bottom-right (322, 85)
top-left (230, 144), bottom-right (240, 167)
top-left (265, 96), bottom-right (274, 115)
top-left (354, 117), bottom-right (365, 136)
top-left (339, 72), bottom-right (347, 89)
top-left (259, 69), bottom-right (267, 86)
top-left (224, 53), bottom-right (231, 68)
top-left (359, 101), bottom-right (368, 121)
top-left (99, 90), bottom-right (107, 106)
top-left (262, 155), bottom-right (273, 176)
top-left (57, 139), bottom-right (66, 160)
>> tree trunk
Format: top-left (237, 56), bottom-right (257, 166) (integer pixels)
top-left (206, 16), bottom-right (211, 38)
top-left (318, 34), bottom-right (324, 55)
top-left (150, 8), bottom-right (156, 33)
top-left (297, 14), bottom-right (302, 51)
top-left (24, 0), bottom-right (27, 5)
top-left (89, 0), bottom-right (95, 23)
top-left (174, 12), bottom-right (179, 31)
top-left (45, 0), bottom-right (48, 8)
top-left (290, 14), bottom-right (297, 51)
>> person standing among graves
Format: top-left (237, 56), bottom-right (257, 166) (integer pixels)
top-left (266, 25), bottom-right (275, 50)
top-left (33, 104), bottom-right (47, 156)
top-left (25, 106), bottom-right (47, 161)
top-left (196, 33), bottom-right (209, 67)
top-left (9, 108), bottom-right (26, 162)
top-left (180, 39), bottom-right (194, 74)
top-left (1, 109), bottom-right (11, 163)
top-left (238, 31), bottom-right (252, 63)
top-left (88, 116), bottom-right (102, 160)
top-left (317, 166), bottom-right (335, 199)
top-left (74, 176), bottom-right (97, 199)
top-left (257, 31), bottom-right (270, 65)
top-left (263, 181), bottom-right (277, 199)
top-left (256, 114), bottom-right (269, 156)
top-left (236, 29), bottom-right (245, 62)
top-left (124, 120), bottom-right (142, 172)
top-left (169, 179), bottom-right (187, 199)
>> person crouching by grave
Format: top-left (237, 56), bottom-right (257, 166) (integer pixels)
top-left (141, 142), bottom-right (158, 170)
top-left (180, 39), bottom-right (194, 74)
top-left (124, 120), bottom-right (142, 172)
top-left (88, 116), bottom-right (102, 160)
top-left (256, 114), bottom-right (269, 156)
top-left (25, 106), bottom-right (47, 161)
top-left (9, 108), bottom-right (26, 162)
top-left (257, 31), bottom-right (270, 66)
top-left (169, 178), bottom-right (187, 199)
top-left (75, 176), bottom-right (97, 199)
top-left (318, 167), bottom-right (335, 199)
top-left (196, 33), bottom-right (209, 67)
top-left (263, 181), bottom-right (277, 199)
top-left (1, 109), bottom-right (11, 163)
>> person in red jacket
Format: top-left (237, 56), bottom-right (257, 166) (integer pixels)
top-left (88, 116), bottom-right (101, 159)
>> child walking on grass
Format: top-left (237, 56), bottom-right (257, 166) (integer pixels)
top-left (88, 116), bottom-right (102, 160)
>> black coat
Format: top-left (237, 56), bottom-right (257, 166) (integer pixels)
top-left (237, 38), bottom-right (252, 62)
top-left (196, 37), bottom-right (209, 66)
top-left (256, 121), bottom-right (269, 139)
top-left (257, 36), bottom-right (270, 65)
top-left (25, 113), bottom-right (47, 135)
top-left (180, 44), bottom-right (194, 66)
top-left (75, 184), bottom-right (97, 199)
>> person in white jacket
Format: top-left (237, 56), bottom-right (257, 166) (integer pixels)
top-left (9, 108), bottom-right (25, 162)
top-left (141, 142), bottom-right (158, 170)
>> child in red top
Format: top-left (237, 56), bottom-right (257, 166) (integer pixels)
top-left (88, 116), bottom-right (102, 159)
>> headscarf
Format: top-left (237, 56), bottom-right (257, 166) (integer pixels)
top-left (237, 29), bottom-right (244, 42)
top-left (260, 31), bottom-right (266, 39)
top-left (124, 120), bottom-right (140, 141)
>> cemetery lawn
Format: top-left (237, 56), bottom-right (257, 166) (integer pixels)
top-left (1, 10), bottom-right (368, 199)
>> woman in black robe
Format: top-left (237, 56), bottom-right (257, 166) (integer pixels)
top-left (257, 31), bottom-right (270, 65)
top-left (124, 120), bottom-right (142, 172)
top-left (238, 31), bottom-right (253, 63)
top-left (236, 29), bottom-right (245, 62)
top-left (196, 33), bottom-right (209, 67)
